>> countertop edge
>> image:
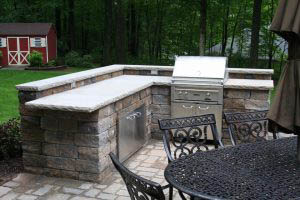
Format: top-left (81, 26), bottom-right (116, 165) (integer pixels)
top-left (16, 65), bottom-right (274, 92)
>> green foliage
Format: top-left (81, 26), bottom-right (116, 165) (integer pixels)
top-left (0, 118), bottom-right (22, 160)
top-left (0, 69), bottom-right (86, 124)
top-left (65, 51), bottom-right (93, 68)
top-left (65, 51), bottom-right (82, 67)
top-left (82, 55), bottom-right (93, 68)
top-left (28, 51), bottom-right (43, 67)
top-left (1, 0), bottom-right (284, 76)
top-left (46, 60), bottom-right (57, 67)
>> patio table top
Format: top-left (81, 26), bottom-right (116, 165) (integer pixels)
top-left (165, 137), bottom-right (300, 200)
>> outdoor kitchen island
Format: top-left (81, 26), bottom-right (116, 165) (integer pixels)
top-left (16, 64), bottom-right (274, 182)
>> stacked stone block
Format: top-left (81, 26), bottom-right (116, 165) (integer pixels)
top-left (123, 69), bottom-right (172, 76)
top-left (150, 86), bottom-right (171, 139)
top-left (18, 65), bottom-right (273, 182)
top-left (223, 89), bottom-right (269, 113)
top-left (19, 86), bottom-right (152, 182)
top-left (229, 73), bottom-right (272, 80)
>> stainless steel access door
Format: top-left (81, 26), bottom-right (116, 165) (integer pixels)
top-left (171, 102), bottom-right (223, 140)
top-left (118, 105), bottom-right (146, 162)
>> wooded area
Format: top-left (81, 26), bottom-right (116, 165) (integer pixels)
top-left (0, 0), bottom-right (285, 72)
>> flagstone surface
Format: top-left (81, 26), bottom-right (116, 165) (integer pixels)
top-left (0, 140), bottom-right (186, 200)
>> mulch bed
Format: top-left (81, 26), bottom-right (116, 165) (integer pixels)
top-left (0, 158), bottom-right (23, 185)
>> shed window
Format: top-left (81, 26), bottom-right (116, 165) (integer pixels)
top-left (0, 38), bottom-right (6, 47)
top-left (30, 38), bottom-right (46, 47)
top-left (34, 38), bottom-right (42, 47)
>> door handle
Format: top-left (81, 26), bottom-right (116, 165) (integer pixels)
top-left (126, 112), bottom-right (142, 120)
top-left (198, 106), bottom-right (209, 110)
top-left (182, 105), bottom-right (194, 109)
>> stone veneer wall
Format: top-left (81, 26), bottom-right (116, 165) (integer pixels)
top-left (150, 86), bottom-right (171, 139)
top-left (20, 88), bottom-right (152, 182)
top-left (147, 86), bottom-right (270, 138)
top-left (18, 66), bottom-right (273, 181)
top-left (229, 73), bottom-right (271, 80)
top-left (123, 69), bottom-right (173, 76)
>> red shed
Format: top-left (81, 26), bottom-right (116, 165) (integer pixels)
top-left (0, 23), bottom-right (57, 67)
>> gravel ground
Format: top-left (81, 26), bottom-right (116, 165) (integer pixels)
top-left (0, 158), bottom-right (23, 185)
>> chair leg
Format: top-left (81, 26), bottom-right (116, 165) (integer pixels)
top-left (169, 186), bottom-right (173, 200)
top-left (178, 191), bottom-right (187, 200)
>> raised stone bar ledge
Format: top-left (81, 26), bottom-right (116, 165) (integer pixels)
top-left (16, 65), bottom-right (274, 182)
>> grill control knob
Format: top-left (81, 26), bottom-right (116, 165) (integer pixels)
top-left (206, 92), bottom-right (211, 96)
top-left (184, 92), bottom-right (188, 95)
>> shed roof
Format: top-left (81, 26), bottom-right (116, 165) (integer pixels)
top-left (0, 23), bottom-right (54, 36)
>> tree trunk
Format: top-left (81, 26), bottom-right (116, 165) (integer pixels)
top-left (229, 4), bottom-right (242, 62)
top-left (267, 0), bottom-right (275, 69)
top-left (199, 0), bottom-right (207, 56)
top-left (115, 0), bottom-right (127, 64)
top-left (221, 4), bottom-right (230, 56)
top-left (128, 0), bottom-right (139, 57)
top-left (103, 0), bottom-right (113, 65)
top-left (68, 0), bottom-right (75, 50)
top-left (250, 0), bottom-right (262, 68)
top-left (55, 5), bottom-right (61, 40)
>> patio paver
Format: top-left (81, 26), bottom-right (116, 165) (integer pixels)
top-left (0, 140), bottom-right (185, 200)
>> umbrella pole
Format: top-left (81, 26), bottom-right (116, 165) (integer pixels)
top-left (297, 135), bottom-right (300, 162)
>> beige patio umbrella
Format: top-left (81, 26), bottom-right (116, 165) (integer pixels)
top-left (267, 0), bottom-right (300, 162)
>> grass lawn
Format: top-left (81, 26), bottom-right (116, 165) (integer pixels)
top-left (0, 67), bottom-right (86, 124)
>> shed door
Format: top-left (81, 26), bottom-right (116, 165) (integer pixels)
top-left (8, 37), bottom-right (29, 65)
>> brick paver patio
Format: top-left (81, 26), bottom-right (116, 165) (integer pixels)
top-left (0, 140), bottom-right (185, 200)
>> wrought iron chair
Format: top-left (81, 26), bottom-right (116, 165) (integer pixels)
top-left (109, 153), bottom-right (172, 200)
top-left (158, 114), bottom-right (223, 163)
top-left (223, 110), bottom-right (277, 145)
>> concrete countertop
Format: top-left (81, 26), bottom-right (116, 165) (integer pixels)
top-left (16, 65), bottom-right (273, 92)
top-left (224, 79), bottom-right (274, 90)
top-left (25, 75), bottom-right (171, 112)
top-left (25, 75), bottom-right (273, 112)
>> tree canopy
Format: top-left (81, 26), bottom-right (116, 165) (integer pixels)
top-left (0, 0), bottom-right (285, 73)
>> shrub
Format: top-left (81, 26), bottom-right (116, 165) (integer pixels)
top-left (65, 51), bottom-right (93, 68)
top-left (0, 118), bottom-right (22, 160)
top-left (46, 60), bottom-right (57, 67)
top-left (82, 55), bottom-right (93, 68)
top-left (65, 51), bottom-right (82, 67)
top-left (28, 51), bottom-right (43, 67)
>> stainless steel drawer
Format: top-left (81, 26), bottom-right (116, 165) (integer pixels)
top-left (171, 102), bottom-right (223, 139)
top-left (173, 87), bottom-right (222, 103)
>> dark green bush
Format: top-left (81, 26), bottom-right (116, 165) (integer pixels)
top-left (65, 51), bottom-right (93, 68)
top-left (46, 60), bottom-right (57, 67)
top-left (0, 118), bottom-right (22, 160)
top-left (65, 51), bottom-right (82, 67)
top-left (28, 51), bottom-right (43, 67)
top-left (82, 55), bottom-right (93, 68)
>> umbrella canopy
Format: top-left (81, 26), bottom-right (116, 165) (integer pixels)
top-left (267, 0), bottom-right (300, 135)
top-left (270, 0), bottom-right (300, 41)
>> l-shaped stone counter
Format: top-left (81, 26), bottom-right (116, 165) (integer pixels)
top-left (16, 65), bottom-right (274, 182)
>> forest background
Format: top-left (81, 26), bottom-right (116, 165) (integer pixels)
top-left (0, 0), bottom-right (284, 80)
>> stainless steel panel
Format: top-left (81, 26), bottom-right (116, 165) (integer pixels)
top-left (173, 56), bottom-right (228, 80)
top-left (118, 105), bottom-right (146, 162)
top-left (171, 102), bottom-right (223, 140)
top-left (173, 87), bottom-right (222, 102)
top-left (171, 85), bottom-right (223, 104)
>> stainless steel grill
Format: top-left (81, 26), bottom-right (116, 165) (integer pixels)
top-left (171, 56), bottom-right (228, 139)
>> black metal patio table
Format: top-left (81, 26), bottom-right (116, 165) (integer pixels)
top-left (164, 137), bottom-right (300, 200)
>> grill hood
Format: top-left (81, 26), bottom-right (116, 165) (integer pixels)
top-left (172, 56), bottom-right (228, 85)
